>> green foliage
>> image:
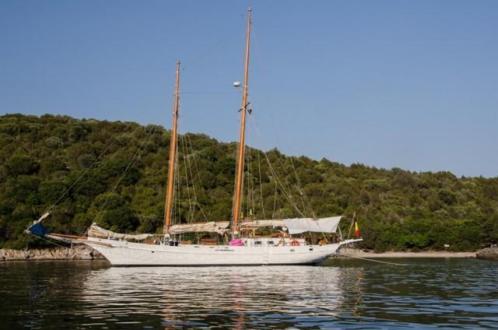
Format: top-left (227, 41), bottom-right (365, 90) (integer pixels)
top-left (5, 155), bottom-right (40, 176)
top-left (0, 113), bottom-right (497, 251)
top-left (85, 192), bottom-right (139, 232)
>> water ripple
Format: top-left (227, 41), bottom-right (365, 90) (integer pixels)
top-left (0, 259), bottom-right (496, 329)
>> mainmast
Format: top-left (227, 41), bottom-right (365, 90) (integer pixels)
top-left (163, 61), bottom-right (181, 234)
top-left (232, 8), bottom-right (252, 235)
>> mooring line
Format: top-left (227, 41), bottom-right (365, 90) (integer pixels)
top-left (338, 254), bottom-right (409, 266)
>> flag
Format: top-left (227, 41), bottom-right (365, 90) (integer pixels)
top-left (354, 221), bottom-right (361, 238)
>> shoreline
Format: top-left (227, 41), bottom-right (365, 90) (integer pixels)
top-left (337, 248), bottom-right (476, 259)
top-left (0, 245), bottom-right (103, 262)
top-left (1, 246), bottom-right (477, 262)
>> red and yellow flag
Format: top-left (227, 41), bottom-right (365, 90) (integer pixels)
top-left (354, 221), bottom-right (361, 238)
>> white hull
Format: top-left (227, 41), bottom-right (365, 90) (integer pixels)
top-left (85, 238), bottom-right (362, 266)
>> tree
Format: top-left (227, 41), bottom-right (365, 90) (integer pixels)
top-left (5, 155), bottom-right (40, 176)
top-left (0, 113), bottom-right (497, 251)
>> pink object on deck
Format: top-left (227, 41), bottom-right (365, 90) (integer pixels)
top-left (229, 239), bottom-right (244, 246)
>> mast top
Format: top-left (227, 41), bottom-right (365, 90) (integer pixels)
top-left (231, 7), bottom-right (253, 236)
top-left (163, 61), bottom-right (181, 235)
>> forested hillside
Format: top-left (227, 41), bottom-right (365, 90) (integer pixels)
top-left (0, 114), bottom-right (497, 251)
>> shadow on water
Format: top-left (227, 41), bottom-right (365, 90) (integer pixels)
top-left (0, 259), bottom-right (497, 329)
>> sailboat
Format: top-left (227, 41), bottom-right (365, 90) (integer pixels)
top-left (27, 8), bottom-right (362, 266)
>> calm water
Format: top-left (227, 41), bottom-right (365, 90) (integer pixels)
top-left (0, 259), bottom-right (496, 329)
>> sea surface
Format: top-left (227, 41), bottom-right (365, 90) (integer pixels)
top-left (0, 258), bottom-right (496, 329)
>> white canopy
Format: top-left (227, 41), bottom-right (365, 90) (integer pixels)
top-left (283, 216), bottom-right (342, 234)
top-left (168, 221), bottom-right (230, 235)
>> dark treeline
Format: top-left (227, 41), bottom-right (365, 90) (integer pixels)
top-left (0, 114), bottom-right (497, 251)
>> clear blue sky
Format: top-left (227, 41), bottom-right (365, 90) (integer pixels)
top-left (1, 1), bottom-right (497, 177)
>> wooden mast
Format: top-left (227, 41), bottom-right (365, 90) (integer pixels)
top-left (163, 61), bottom-right (181, 234)
top-left (232, 8), bottom-right (252, 235)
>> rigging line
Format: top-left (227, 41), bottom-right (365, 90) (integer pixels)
top-left (249, 149), bottom-right (256, 217)
top-left (288, 157), bottom-right (310, 217)
top-left (272, 153), bottom-right (311, 217)
top-left (247, 116), bottom-right (302, 211)
top-left (184, 134), bottom-right (209, 221)
top-left (242, 116), bottom-right (251, 220)
top-left (262, 151), bottom-right (306, 218)
top-left (257, 151), bottom-right (266, 219)
top-left (248, 117), bottom-right (306, 217)
top-left (34, 235), bottom-right (68, 249)
top-left (245, 147), bottom-right (249, 218)
top-left (337, 226), bottom-right (343, 241)
top-left (272, 179), bottom-right (278, 219)
top-left (250, 156), bottom-right (257, 217)
top-left (96, 125), bottom-right (158, 217)
top-left (244, 147), bottom-right (249, 219)
top-left (45, 127), bottom-right (124, 213)
top-left (289, 157), bottom-right (316, 218)
top-left (179, 23), bottom-right (243, 70)
top-left (347, 212), bottom-right (356, 239)
top-left (242, 40), bottom-right (311, 216)
top-left (183, 137), bottom-right (196, 222)
top-left (173, 134), bottom-right (181, 226)
top-left (110, 136), bottom-right (149, 191)
top-left (178, 135), bottom-right (189, 221)
top-left (245, 146), bottom-right (255, 219)
top-left (243, 163), bottom-right (247, 219)
top-left (179, 135), bottom-right (195, 223)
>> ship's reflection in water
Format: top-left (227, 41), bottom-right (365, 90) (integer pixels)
top-left (3, 259), bottom-right (497, 328)
top-left (82, 266), bottom-right (364, 329)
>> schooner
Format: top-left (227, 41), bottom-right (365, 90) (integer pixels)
top-left (27, 8), bottom-right (361, 266)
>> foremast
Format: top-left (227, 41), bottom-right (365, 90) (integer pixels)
top-left (163, 61), bottom-right (181, 235)
top-left (232, 8), bottom-right (252, 236)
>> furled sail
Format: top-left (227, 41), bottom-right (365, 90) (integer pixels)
top-left (168, 221), bottom-right (230, 235)
top-left (88, 223), bottom-right (154, 241)
top-left (239, 220), bottom-right (285, 229)
top-left (87, 217), bottom-right (341, 239)
top-left (283, 216), bottom-right (342, 234)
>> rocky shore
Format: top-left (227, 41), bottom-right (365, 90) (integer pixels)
top-left (338, 248), bottom-right (476, 258)
top-left (0, 245), bottom-right (103, 261)
top-left (476, 247), bottom-right (498, 260)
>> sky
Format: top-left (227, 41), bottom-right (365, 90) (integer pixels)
top-left (1, 0), bottom-right (497, 177)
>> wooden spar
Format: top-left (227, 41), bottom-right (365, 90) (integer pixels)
top-left (232, 8), bottom-right (252, 235)
top-left (163, 61), bottom-right (181, 234)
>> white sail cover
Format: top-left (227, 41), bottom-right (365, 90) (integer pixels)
top-left (168, 221), bottom-right (230, 235)
top-left (240, 220), bottom-right (285, 229)
top-left (88, 223), bottom-right (154, 241)
top-left (283, 216), bottom-right (342, 234)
